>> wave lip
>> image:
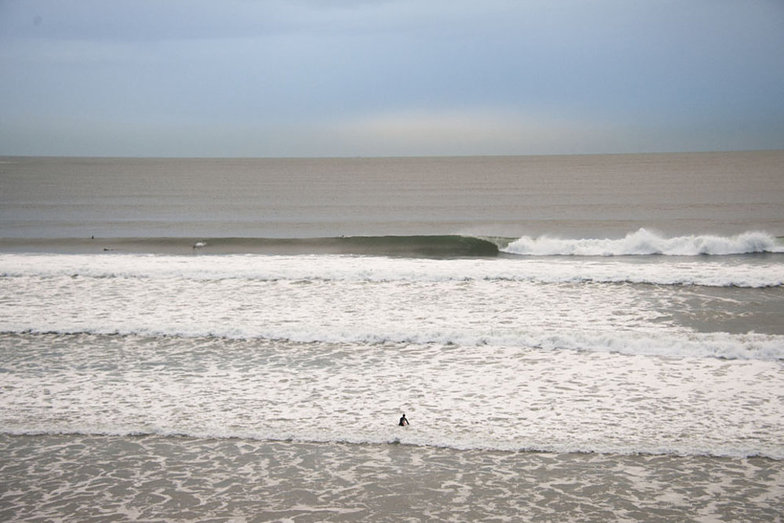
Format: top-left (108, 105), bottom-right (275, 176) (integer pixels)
top-left (503, 229), bottom-right (784, 256)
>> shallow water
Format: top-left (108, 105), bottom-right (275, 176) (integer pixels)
top-left (2, 435), bottom-right (783, 522)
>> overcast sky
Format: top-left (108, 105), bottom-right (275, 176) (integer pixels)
top-left (1, 0), bottom-right (783, 157)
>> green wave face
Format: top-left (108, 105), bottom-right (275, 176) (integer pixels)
top-left (0, 235), bottom-right (503, 258)
top-left (334, 235), bottom-right (500, 257)
top-left (203, 235), bottom-right (501, 257)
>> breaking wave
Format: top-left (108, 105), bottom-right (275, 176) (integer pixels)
top-left (502, 229), bottom-right (784, 256)
top-left (3, 230), bottom-right (782, 258)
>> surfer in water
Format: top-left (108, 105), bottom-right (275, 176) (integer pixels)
top-left (399, 414), bottom-right (409, 426)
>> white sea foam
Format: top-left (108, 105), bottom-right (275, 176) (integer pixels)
top-left (0, 271), bottom-right (775, 358)
top-left (4, 326), bottom-right (781, 361)
top-left (1, 334), bottom-right (782, 459)
top-left (1, 249), bottom-right (782, 287)
top-left (503, 229), bottom-right (784, 256)
top-left (2, 254), bottom-right (783, 356)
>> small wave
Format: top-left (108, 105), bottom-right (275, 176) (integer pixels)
top-left (1, 428), bottom-right (778, 460)
top-left (4, 329), bottom-right (783, 362)
top-left (503, 229), bottom-right (784, 256)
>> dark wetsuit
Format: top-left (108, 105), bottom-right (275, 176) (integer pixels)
top-left (399, 415), bottom-right (409, 426)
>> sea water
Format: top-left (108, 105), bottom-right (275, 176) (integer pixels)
top-left (0, 152), bottom-right (783, 521)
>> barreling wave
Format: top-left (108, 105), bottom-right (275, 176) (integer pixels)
top-left (0, 228), bottom-right (784, 258)
top-left (502, 229), bottom-right (784, 256)
top-left (2, 230), bottom-right (781, 258)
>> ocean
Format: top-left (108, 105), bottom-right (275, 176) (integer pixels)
top-left (1, 152), bottom-right (783, 521)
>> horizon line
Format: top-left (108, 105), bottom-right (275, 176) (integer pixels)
top-left (1, 148), bottom-right (781, 161)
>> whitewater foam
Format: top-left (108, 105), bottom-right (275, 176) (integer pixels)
top-left (2, 333), bottom-right (782, 459)
top-left (502, 229), bottom-right (784, 256)
top-left (1, 249), bottom-right (782, 287)
top-left (2, 249), bottom-right (783, 360)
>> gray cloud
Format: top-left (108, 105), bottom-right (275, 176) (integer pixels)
top-left (1, 0), bottom-right (782, 156)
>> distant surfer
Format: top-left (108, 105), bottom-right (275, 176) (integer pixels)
top-left (398, 414), bottom-right (409, 426)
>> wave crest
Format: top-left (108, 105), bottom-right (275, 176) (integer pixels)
top-left (503, 229), bottom-right (783, 256)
